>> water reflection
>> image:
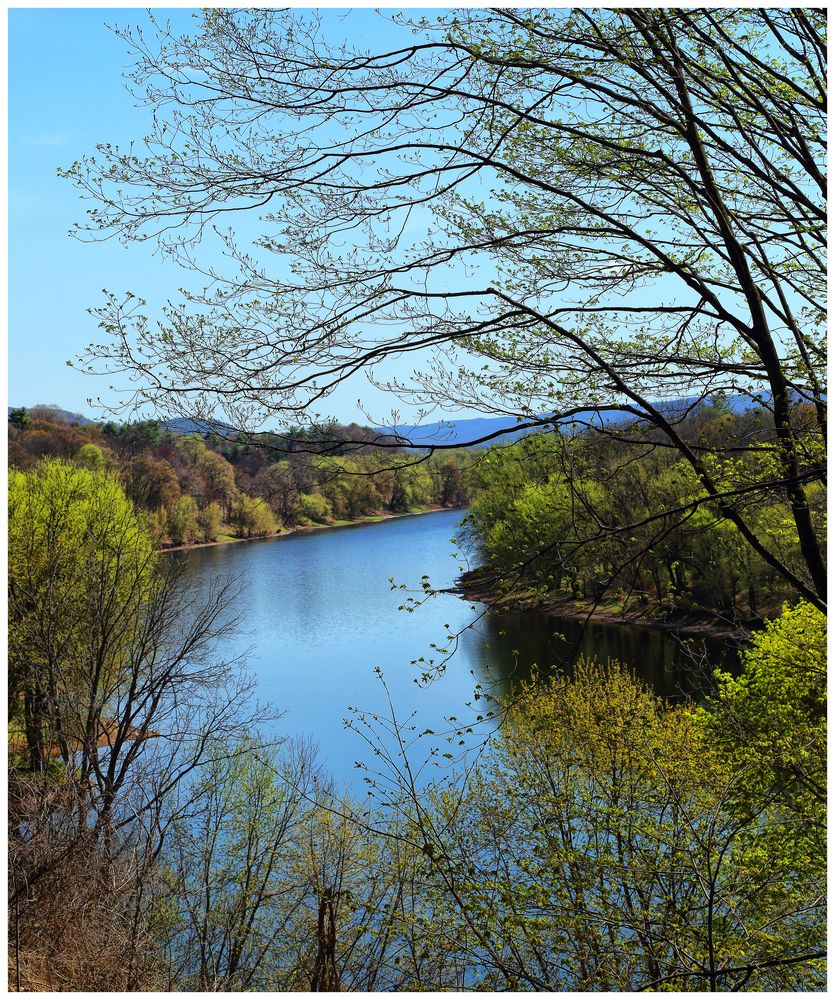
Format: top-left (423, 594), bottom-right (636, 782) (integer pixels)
top-left (174, 510), bottom-right (739, 782)
top-left (460, 606), bottom-right (737, 703)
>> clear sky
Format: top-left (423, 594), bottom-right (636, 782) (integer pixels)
top-left (9, 9), bottom-right (192, 414)
top-left (8, 7), bottom-right (456, 425)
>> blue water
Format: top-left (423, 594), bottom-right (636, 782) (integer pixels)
top-left (175, 509), bottom-right (729, 784)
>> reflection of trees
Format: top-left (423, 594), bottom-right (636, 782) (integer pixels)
top-left (461, 608), bottom-right (728, 703)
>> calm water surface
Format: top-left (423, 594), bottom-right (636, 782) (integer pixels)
top-left (175, 509), bottom-right (732, 784)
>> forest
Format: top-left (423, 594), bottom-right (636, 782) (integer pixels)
top-left (8, 6), bottom-right (827, 992)
top-left (463, 398), bottom-right (824, 623)
top-left (8, 405), bottom-right (470, 545)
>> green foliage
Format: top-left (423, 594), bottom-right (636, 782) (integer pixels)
top-left (197, 449), bottom-right (238, 512)
top-left (110, 419), bottom-right (162, 453)
top-left (197, 501), bottom-right (224, 542)
top-left (254, 460), bottom-right (302, 524)
top-left (8, 459), bottom-right (156, 763)
top-left (397, 658), bottom-right (826, 990)
top-left (232, 495), bottom-right (280, 537)
top-left (715, 602), bottom-right (825, 725)
top-left (177, 434), bottom-right (206, 463)
top-left (382, 462), bottom-right (434, 511)
top-left (145, 506), bottom-right (170, 547)
top-left (9, 415), bottom-right (471, 546)
top-left (465, 411), bottom-right (822, 614)
top-left (9, 406), bottom-right (31, 427)
top-left (698, 602), bottom-right (826, 867)
top-left (8, 455), bottom-right (825, 991)
top-left (161, 739), bottom-right (313, 989)
top-left (8, 457), bottom-right (272, 989)
top-left (167, 494), bottom-right (200, 545)
top-left (75, 442), bottom-right (106, 470)
top-left (314, 457), bottom-right (384, 518)
top-left (160, 738), bottom-right (412, 991)
top-left (298, 491), bottom-right (333, 524)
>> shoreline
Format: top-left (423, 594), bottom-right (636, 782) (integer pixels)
top-left (455, 568), bottom-right (762, 643)
top-left (161, 504), bottom-right (463, 553)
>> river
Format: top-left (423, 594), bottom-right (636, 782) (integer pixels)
top-left (174, 508), bottom-right (732, 785)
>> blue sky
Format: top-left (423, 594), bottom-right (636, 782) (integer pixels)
top-left (9, 8), bottom-right (198, 414)
top-left (9, 7), bottom-right (449, 424)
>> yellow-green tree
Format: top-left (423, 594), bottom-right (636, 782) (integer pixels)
top-left (197, 500), bottom-right (224, 541)
top-left (9, 459), bottom-right (260, 830)
top-left (232, 495), bottom-right (279, 537)
top-left (9, 459), bottom-right (155, 771)
top-left (362, 660), bottom-right (826, 990)
top-left (9, 460), bottom-right (270, 988)
top-left (699, 602), bottom-right (826, 868)
top-left (167, 494), bottom-right (200, 545)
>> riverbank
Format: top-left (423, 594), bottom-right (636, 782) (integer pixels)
top-left (161, 504), bottom-right (462, 553)
top-left (456, 567), bottom-right (766, 643)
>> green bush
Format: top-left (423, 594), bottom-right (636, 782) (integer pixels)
top-left (232, 496), bottom-right (280, 538)
top-left (298, 492), bottom-right (333, 524)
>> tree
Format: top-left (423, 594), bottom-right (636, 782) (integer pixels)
top-left (123, 453), bottom-right (181, 511)
top-left (346, 660), bottom-right (826, 990)
top-left (461, 413), bottom-right (818, 617)
top-left (297, 491), bottom-right (332, 525)
top-left (166, 494), bottom-right (200, 545)
top-left (313, 457), bottom-right (385, 519)
top-left (9, 457), bottom-right (266, 809)
top-left (231, 495), bottom-right (279, 538)
top-left (197, 500), bottom-right (224, 542)
top-left (66, 7), bottom-right (825, 610)
top-left (9, 460), bottom-right (155, 771)
top-left (381, 461), bottom-right (435, 512)
top-left (158, 736), bottom-right (437, 992)
top-left (75, 442), bottom-right (108, 471)
top-left (100, 419), bottom-right (163, 457)
top-left (466, 435), bottom-right (610, 599)
top-left (698, 602), bottom-right (826, 844)
top-left (198, 450), bottom-right (238, 517)
top-left (9, 406), bottom-right (30, 428)
top-left (8, 460), bottom-right (274, 990)
top-left (253, 460), bottom-right (303, 525)
top-left (432, 455), bottom-right (468, 508)
top-left (160, 737), bottom-right (318, 990)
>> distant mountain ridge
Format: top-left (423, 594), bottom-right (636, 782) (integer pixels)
top-left (8, 407), bottom-right (235, 435)
top-left (372, 393), bottom-right (758, 447)
top-left (158, 416), bottom-right (239, 435)
top-left (11, 392), bottom-right (766, 447)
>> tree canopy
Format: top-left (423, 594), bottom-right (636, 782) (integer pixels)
top-left (64, 8), bottom-right (826, 610)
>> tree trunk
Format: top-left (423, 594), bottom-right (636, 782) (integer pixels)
top-left (311, 889), bottom-right (339, 992)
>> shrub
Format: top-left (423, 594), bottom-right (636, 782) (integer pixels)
top-left (298, 492), bottom-right (333, 524)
